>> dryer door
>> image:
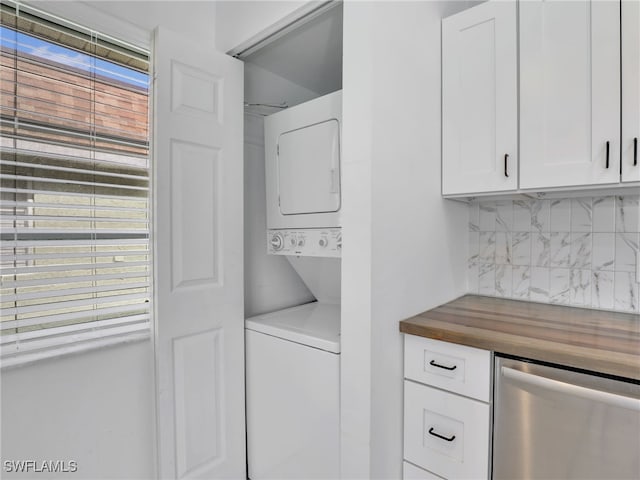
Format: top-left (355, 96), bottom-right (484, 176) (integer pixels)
top-left (277, 119), bottom-right (340, 215)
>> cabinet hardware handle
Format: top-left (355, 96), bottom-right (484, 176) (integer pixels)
top-left (605, 141), bottom-right (610, 169)
top-left (429, 359), bottom-right (457, 371)
top-left (428, 427), bottom-right (456, 442)
top-left (634, 138), bottom-right (638, 166)
top-left (504, 153), bottom-right (509, 177)
top-left (501, 366), bottom-right (640, 411)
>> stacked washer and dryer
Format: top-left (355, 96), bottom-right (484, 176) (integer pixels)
top-left (245, 91), bottom-right (342, 480)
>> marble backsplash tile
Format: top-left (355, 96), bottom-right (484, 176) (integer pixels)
top-left (468, 195), bottom-right (640, 313)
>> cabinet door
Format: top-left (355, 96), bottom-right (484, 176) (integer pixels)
top-left (442, 1), bottom-right (517, 196)
top-left (622, 0), bottom-right (640, 183)
top-left (520, 0), bottom-right (620, 189)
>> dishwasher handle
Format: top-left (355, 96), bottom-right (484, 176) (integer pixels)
top-left (501, 366), bottom-right (640, 412)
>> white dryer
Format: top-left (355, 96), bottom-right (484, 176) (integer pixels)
top-left (264, 90), bottom-right (342, 257)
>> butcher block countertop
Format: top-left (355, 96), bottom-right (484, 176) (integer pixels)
top-left (399, 295), bottom-right (640, 381)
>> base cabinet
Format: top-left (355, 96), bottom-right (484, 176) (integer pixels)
top-left (402, 335), bottom-right (492, 480)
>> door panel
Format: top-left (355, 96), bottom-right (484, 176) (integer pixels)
top-left (622, 0), bottom-right (640, 183)
top-left (153, 27), bottom-right (244, 479)
top-left (173, 330), bottom-right (224, 477)
top-left (442, 1), bottom-right (518, 195)
top-left (520, 0), bottom-right (620, 189)
top-left (170, 141), bottom-right (221, 289)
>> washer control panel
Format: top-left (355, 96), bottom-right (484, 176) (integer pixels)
top-left (267, 228), bottom-right (341, 257)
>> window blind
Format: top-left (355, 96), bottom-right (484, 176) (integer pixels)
top-left (0, 1), bottom-right (151, 365)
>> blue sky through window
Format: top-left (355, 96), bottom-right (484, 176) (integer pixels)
top-left (0, 26), bottom-right (148, 89)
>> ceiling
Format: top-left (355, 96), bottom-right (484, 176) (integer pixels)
top-left (243, 3), bottom-right (343, 96)
top-left (51, 0), bottom-right (342, 97)
top-left (80, 1), bottom-right (217, 48)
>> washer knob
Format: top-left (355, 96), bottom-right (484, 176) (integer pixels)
top-left (319, 236), bottom-right (328, 248)
top-left (298, 237), bottom-right (305, 247)
top-left (270, 233), bottom-right (283, 251)
top-left (289, 236), bottom-right (297, 247)
top-left (336, 233), bottom-right (342, 250)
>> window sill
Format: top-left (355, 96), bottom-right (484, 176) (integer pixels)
top-left (0, 330), bottom-right (151, 370)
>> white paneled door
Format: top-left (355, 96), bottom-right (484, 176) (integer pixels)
top-left (520, 0), bottom-right (620, 189)
top-left (441, 0), bottom-right (518, 196)
top-left (153, 27), bottom-right (244, 479)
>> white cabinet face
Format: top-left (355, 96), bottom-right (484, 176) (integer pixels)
top-left (278, 120), bottom-right (341, 215)
top-left (520, 0), bottom-right (621, 189)
top-left (404, 335), bottom-right (491, 402)
top-left (404, 381), bottom-right (490, 480)
top-left (441, 1), bottom-right (518, 196)
top-left (622, 0), bottom-right (640, 183)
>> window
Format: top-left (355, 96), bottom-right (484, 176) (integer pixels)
top-left (0, 1), bottom-right (151, 365)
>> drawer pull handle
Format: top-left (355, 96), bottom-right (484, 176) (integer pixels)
top-left (428, 427), bottom-right (456, 442)
top-left (634, 137), bottom-right (638, 166)
top-left (605, 141), bottom-right (610, 169)
top-left (429, 359), bottom-right (457, 371)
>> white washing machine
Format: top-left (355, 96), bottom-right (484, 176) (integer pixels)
top-left (245, 302), bottom-right (340, 479)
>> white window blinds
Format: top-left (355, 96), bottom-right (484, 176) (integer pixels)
top-left (0, 1), bottom-right (151, 365)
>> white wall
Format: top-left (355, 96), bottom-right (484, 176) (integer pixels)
top-left (1, 341), bottom-right (155, 479)
top-left (244, 62), bottom-right (320, 317)
top-left (341, 2), bottom-right (473, 477)
top-left (215, 0), bottom-right (311, 53)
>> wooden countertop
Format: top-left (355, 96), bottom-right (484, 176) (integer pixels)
top-left (399, 295), bottom-right (640, 381)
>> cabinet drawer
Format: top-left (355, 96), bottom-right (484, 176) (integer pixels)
top-left (404, 380), bottom-right (490, 480)
top-left (403, 461), bottom-right (444, 479)
top-left (404, 335), bottom-right (491, 401)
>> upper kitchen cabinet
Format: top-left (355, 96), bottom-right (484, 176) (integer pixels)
top-left (519, 0), bottom-right (621, 189)
top-left (442, 1), bottom-right (518, 196)
top-left (622, 0), bottom-right (640, 183)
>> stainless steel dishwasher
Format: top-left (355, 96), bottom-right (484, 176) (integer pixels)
top-left (493, 356), bottom-right (640, 480)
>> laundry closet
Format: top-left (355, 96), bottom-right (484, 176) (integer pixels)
top-left (237, 4), bottom-right (343, 479)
